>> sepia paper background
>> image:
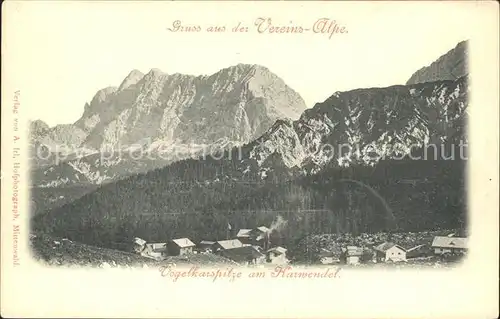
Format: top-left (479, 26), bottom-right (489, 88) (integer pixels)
top-left (1, 1), bottom-right (499, 318)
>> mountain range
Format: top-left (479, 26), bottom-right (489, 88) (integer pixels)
top-left (32, 40), bottom-right (469, 250)
top-left (30, 64), bottom-right (306, 186)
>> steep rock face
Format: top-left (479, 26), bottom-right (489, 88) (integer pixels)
top-left (30, 64), bottom-right (307, 187)
top-left (29, 120), bottom-right (87, 151)
top-left (28, 120), bottom-right (89, 168)
top-left (74, 64), bottom-right (306, 150)
top-left (247, 77), bottom-right (468, 176)
top-left (406, 40), bottom-right (468, 85)
top-left (245, 40), bottom-right (468, 177)
top-left (249, 119), bottom-right (305, 168)
top-left (40, 125), bottom-right (88, 150)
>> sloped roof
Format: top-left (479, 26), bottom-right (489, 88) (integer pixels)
top-left (319, 251), bottom-right (341, 258)
top-left (134, 237), bottom-right (147, 246)
top-left (374, 242), bottom-right (407, 253)
top-left (407, 244), bottom-right (427, 252)
top-left (431, 236), bottom-right (467, 249)
top-left (215, 239), bottom-right (244, 250)
top-left (267, 246), bottom-right (287, 255)
top-left (319, 247), bottom-right (342, 258)
top-left (171, 238), bottom-right (195, 248)
top-left (257, 226), bottom-right (271, 233)
top-left (199, 240), bottom-right (215, 245)
top-left (220, 246), bottom-right (264, 263)
top-left (345, 246), bottom-right (364, 256)
top-left (245, 226), bottom-right (272, 241)
top-left (236, 229), bottom-right (252, 237)
top-left (319, 251), bottom-right (334, 258)
top-left (147, 243), bottom-right (167, 252)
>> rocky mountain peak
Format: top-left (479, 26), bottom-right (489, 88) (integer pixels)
top-left (30, 119), bottom-right (50, 132)
top-left (247, 75), bottom-right (468, 176)
top-left (30, 63), bottom-right (308, 185)
top-left (212, 64), bottom-right (270, 81)
top-left (118, 69), bottom-right (144, 91)
top-left (91, 86), bottom-right (117, 105)
top-left (235, 63), bottom-right (268, 73)
top-left (29, 120), bottom-right (50, 143)
top-left (222, 63), bottom-right (259, 72)
top-left (406, 40), bottom-right (468, 85)
top-left (144, 68), bottom-right (165, 79)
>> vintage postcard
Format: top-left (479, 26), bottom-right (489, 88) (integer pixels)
top-left (1, 1), bottom-right (498, 318)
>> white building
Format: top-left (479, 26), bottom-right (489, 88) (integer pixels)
top-left (266, 246), bottom-right (288, 264)
top-left (431, 236), bottom-right (467, 255)
top-left (374, 242), bottom-right (407, 262)
top-left (344, 246), bottom-right (364, 265)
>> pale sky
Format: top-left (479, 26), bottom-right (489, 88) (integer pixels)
top-left (5, 1), bottom-right (473, 127)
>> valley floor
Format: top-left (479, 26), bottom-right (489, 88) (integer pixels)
top-left (29, 233), bottom-right (236, 268)
top-left (30, 231), bottom-right (465, 270)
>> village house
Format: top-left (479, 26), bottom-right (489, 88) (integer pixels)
top-left (318, 252), bottom-right (337, 265)
top-left (141, 242), bottom-right (168, 260)
top-left (167, 238), bottom-right (196, 256)
top-left (219, 245), bottom-right (265, 265)
top-left (374, 242), bottom-right (407, 262)
top-left (234, 226), bottom-right (273, 248)
top-left (212, 239), bottom-right (246, 253)
top-left (266, 246), bottom-right (289, 264)
top-left (248, 226), bottom-right (272, 249)
top-left (343, 246), bottom-right (364, 265)
top-left (318, 248), bottom-right (342, 265)
top-left (431, 236), bottom-right (467, 255)
top-left (249, 226), bottom-right (271, 241)
top-left (236, 229), bottom-right (252, 245)
top-left (133, 237), bottom-right (147, 253)
top-left (197, 240), bottom-right (215, 253)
